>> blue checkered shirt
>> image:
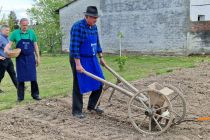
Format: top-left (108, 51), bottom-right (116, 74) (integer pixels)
top-left (69, 19), bottom-right (102, 58)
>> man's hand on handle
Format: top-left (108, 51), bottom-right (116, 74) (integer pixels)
top-left (75, 58), bottom-right (84, 73)
top-left (98, 53), bottom-right (106, 67)
top-left (76, 64), bottom-right (84, 73)
top-left (99, 57), bottom-right (106, 67)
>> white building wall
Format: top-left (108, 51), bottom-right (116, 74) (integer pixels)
top-left (191, 0), bottom-right (210, 21)
top-left (59, 0), bottom-right (100, 51)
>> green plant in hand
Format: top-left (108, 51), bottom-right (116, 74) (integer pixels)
top-left (115, 56), bottom-right (128, 71)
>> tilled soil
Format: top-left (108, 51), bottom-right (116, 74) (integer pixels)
top-left (1, 62), bottom-right (210, 140)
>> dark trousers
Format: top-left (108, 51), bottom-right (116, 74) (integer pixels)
top-left (17, 81), bottom-right (39, 100)
top-left (70, 58), bottom-right (102, 114)
top-left (0, 58), bottom-right (17, 88)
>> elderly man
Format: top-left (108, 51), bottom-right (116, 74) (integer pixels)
top-left (0, 25), bottom-right (18, 93)
top-left (70, 6), bottom-right (106, 119)
top-left (4, 18), bottom-right (41, 101)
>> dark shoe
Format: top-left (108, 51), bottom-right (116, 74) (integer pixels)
top-left (33, 96), bottom-right (42, 101)
top-left (17, 99), bottom-right (24, 102)
top-left (87, 107), bottom-right (104, 114)
top-left (73, 112), bottom-right (86, 119)
top-left (0, 89), bottom-right (4, 93)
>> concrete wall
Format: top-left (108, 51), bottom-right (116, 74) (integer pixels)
top-left (187, 21), bottom-right (210, 54)
top-left (100, 0), bottom-right (190, 55)
top-left (59, 0), bottom-right (100, 52)
top-left (59, 0), bottom-right (191, 55)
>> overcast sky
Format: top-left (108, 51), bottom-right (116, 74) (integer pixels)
top-left (0, 0), bottom-right (34, 19)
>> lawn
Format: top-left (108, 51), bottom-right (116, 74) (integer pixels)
top-left (0, 54), bottom-right (209, 110)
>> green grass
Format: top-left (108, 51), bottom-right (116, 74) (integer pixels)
top-left (0, 54), bottom-right (209, 110)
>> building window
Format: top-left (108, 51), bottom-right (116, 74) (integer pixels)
top-left (198, 15), bottom-right (205, 21)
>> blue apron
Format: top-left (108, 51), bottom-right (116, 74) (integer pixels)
top-left (77, 34), bottom-right (104, 94)
top-left (16, 33), bottom-right (36, 82)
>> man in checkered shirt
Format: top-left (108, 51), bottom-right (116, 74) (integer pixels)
top-left (69, 6), bottom-right (106, 119)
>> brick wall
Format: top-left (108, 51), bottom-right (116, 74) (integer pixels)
top-left (191, 21), bottom-right (210, 32)
top-left (187, 21), bottom-right (210, 54)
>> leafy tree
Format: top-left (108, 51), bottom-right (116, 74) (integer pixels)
top-left (27, 0), bottom-right (72, 54)
top-left (8, 11), bottom-right (18, 31)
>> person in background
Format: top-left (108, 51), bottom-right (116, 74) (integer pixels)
top-left (69, 6), bottom-right (106, 119)
top-left (14, 25), bottom-right (19, 30)
top-left (4, 18), bottom-right (41, 101)
top-left (0, 25), bottom-right (18, 93)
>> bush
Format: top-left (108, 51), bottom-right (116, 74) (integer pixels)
top-left (115, 56), bottom-right (128, 71)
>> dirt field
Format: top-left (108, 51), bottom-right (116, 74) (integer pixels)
top-left (1, 62), bottom-right (210, 140)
